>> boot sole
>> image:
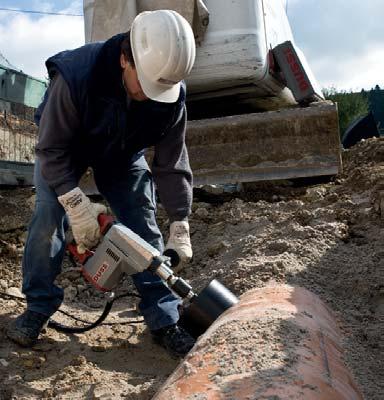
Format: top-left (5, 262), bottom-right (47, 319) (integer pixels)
top-left (6, 329), bottom-right (38, 347)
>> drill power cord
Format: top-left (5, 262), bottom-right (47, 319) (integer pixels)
top-left (0, 290), bottom-right (144, 333)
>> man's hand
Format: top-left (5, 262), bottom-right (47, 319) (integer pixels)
top-left (165, 221), bottom-right (193, 264)
top-left (58, 187), bottom-right (107, 253)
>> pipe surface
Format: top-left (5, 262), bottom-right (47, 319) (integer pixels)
top-left (153, 284), bottom-right (363, 400)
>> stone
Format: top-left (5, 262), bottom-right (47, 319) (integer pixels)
top-left (6, 287), bottom-right (24, 298)
top-left (0, 359), bottom-right (9, 367)
top-left (0, 279), bottom-right (8, 289)
top-left (305, 187), bottom-right (327, 201)
top-left (195, 208), bottom-right (209, 218)
top-left (64, 286), bottom-right (78, 302)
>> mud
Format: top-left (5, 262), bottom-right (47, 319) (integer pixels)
top-left (0, 137), bottom-right (383, 399)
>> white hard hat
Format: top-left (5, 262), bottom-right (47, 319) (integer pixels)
top-left (130, 10), bottom-right (196, 103)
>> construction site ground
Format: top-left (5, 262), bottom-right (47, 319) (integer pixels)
top-left (0, 138), bottom-right (383, 400)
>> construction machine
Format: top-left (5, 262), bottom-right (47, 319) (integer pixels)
top-left (82, 0), bottom-right (341, 186)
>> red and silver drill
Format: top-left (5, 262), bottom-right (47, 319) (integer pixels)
top-left (68, 215), bottom-right (238, 337)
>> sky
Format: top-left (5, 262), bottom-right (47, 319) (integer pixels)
top-left (0, 0), bottom-right (383, 92)
top-left (286, 0), bottom-right (384, 92)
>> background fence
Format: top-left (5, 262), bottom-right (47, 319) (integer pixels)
top-left (0, 59), bottom-right (45, 185)
top-left (0, 109), bottom-right (37, 185)
top-left (0, 110), bottom-right (37, 163)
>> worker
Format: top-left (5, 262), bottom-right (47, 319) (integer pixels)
top-left (6, 10), bottom-right (196, 358)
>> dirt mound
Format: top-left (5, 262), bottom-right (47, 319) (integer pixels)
top-left (0, 138), bottom-right (384, 399)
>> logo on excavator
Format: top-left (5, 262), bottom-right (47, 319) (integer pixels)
top-left (93, 262), bottom-right (109, 283)
top-left (283, 47), bottom-right (310, 93)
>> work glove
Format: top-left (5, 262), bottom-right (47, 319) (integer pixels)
top-left (165, 221), bottom-right (193, 266)
top-left (58, 187), bottom-right (107, 254)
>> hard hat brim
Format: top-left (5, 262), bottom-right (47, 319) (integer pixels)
top-left (137, 68), bottom-right (181, 103)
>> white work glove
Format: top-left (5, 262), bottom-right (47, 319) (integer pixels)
top-left (58, 187), bottom-right (107, 254)
top-left (165, 221), bottom-right (193, 264)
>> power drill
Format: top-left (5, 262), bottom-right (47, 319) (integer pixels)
top-left (67, 214), bottom-right (238, 338)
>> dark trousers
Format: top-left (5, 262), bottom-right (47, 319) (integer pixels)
top-left (22, 156), bottom-right (180, 330)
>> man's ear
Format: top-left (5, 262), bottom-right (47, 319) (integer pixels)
top-left (120, 53), bottom-right (127, 69)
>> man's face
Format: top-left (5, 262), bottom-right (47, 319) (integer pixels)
top-left (120, 53), bottom-right (148, 101)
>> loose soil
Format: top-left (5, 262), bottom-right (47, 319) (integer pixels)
top-left (0, 138), bottom-right (383, 399)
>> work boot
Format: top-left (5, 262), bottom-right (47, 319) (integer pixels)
top-left (6, 310), bottom-right (49, 347)
top-left (151, 324), bottom-right (196, 358)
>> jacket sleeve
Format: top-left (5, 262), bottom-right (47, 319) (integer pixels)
top-left (152, 105), bottom-right (193, 221)
top-left (35, 73), bottom-right (81, 196)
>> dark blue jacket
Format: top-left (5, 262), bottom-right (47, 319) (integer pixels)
top-left (35, 33), bottom-right (185, 170)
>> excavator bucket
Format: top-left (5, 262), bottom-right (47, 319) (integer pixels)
top-left (186, 101), bottom-right (342, 186)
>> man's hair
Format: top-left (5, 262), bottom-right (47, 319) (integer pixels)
top-left (121, 31), bottom-right (135, 67)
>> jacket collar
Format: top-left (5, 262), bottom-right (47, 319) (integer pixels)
top-left (87, 33), bottom-right (127, 103)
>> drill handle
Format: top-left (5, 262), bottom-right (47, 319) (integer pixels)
top-left (67, 242), bottom-right (93, 265)
top-left (97, 213), bottom-right (115, 235)
top-left (67, 214), bottom-right (115, 265)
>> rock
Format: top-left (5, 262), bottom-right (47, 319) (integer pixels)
top-left (4, 300), bottom-right (17, 308)
top-left (0, 279), bottom-right (8, 290)
top-left (6, 287), bottom-right (24, 298)
top-left (77, 284), bottom-right (87, 293)
top-left (327, 192), bottom-right (339, 202)
top-left (92, 388), bottom-right (111, 399)
top-left (305, 187), bottom-right (327, 201)
top-left (0, 359), bottom-right (9, 367)
top-left (64, 286), bottom-right (77, 301)
top-left (61, 278), bottom-right (72, 288)
top-left (195, 208), bottom-right (209, 218)
top-left (295, 210), bottom-right (313, 225)
top-left (232, 198), bottom-right (245, 207)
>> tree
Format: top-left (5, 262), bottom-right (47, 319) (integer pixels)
top-left (323, 87), bottom-right (370, 137)
top-left (369, 86), bottom-right (384, 135)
